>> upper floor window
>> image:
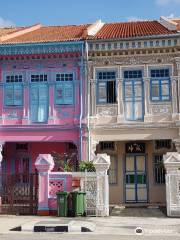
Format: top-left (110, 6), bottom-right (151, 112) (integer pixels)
top-left (4, 75), bottom-right (23, 106)
top-left (97, 71), bottom-right (116, 104)
top-left (150, 69), bottom-right (171, 101)
top-left (124, 70), bottom-right (142, 79)
top-left (55, 73), bottom-right (74, 105)
top-left (6, 75), bottom-right (22, 83)
top-left (31, 74), bottom-right (47, 82)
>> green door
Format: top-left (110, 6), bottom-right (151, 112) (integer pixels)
top-left (125, 155), bottom-right (147, 203)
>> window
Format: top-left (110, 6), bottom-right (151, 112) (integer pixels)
top-left (155, 139), bottom-right (172, 150)
top-left (108, 43), bottom-right (111, 49)
top-left (100, 141), bottom-right (115, 151)
top-left (124, 70), bottom-right (142, 79)
top-left (97, 71), bottom-right (116, 104)
top-left (150, 41), bottom-right (153, 47)
top-left (95, 44), bottom-right (99, 50)
top-left (120, 42), bottom-right (124, 48)
top-left (144, 41), bottom-right (148, 47)
top-left (31, 74), bottom-right (47, 82)
top-left (126, 42), bottom-right (129, 48)
top-left (114, 43), bottom-right (117, 49)
top-left (138, 42), bottom-right (141, 48)
top-left (154, 155), bottom-right (165, 184)
top-left (123, 70), bottom-right (144, 121)
top-left (162, 40), bottom-right (166, 46)
top-left (55, 73), bottom-right (74, 105)
top-left (174, 39), bottom-right (177, 46)
top-left (150, 69), bottom-right (171, 101)
top-left (132, 42), bottom-right (136, 48)
top-left (4, 75), bottom-right (23, 106)
top-left (168, 40), bottom-right (171, 46)
top-left (108, 156), bottom-right (117, 184)
top-left (101, 44), bottom-right (105, 50)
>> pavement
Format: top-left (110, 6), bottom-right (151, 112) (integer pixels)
top-left (0, 207), bottom-right (180, 236)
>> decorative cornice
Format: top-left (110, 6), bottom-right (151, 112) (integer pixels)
top-left (0, 41), bottom-right (84, 56)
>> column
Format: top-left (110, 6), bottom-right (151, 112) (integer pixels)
top-left (0, 84), bottom-right (3, 124)
top-left (94, 153), bottom-right (110, 216)
top-left (117, 78), bottom-right (124, 122)
top-left (90, 79), bottom-right (97, 116)
top-left (172, 77), bottom-right (178, 120)
top-left (35, 154), bottom-right (54, 216)
top-left (164, 152), bottom-right (180, 217)
top-left (0, 142), bottom-right (4, 209)
top-left (74, 79), bottom-right (80, 125)
top-left (175, 59), bottom-right (180, 119)
top-left (48, 83), bottom-right (55, 124)
top-left (22, 84), bottom-right (29, 124)
top-left (144, 77), bottom-right (151, 121)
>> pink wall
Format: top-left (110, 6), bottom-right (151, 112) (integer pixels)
top-left (0, 57), bottom-right (82, 126)
top-left (3, 142), bottom-right (68, 173)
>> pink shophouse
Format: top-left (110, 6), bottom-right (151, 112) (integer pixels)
top-left (0, 24), bottom-right (89, 214)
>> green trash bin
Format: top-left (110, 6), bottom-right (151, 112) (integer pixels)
top-left (56, 191), bottom-right (68, 217)
top-left (71, 191), bottom-right (86, 217)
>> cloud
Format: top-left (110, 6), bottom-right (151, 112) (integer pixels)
top-left (0, 17), bottom-right (15, 27)
top-left (156, 0), bottom-right (180, 6)
top-left (166, 13), bottom-right (175, 18)
top-left (127, 16), bottom-right (146, 22)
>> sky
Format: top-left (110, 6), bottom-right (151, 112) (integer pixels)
top-left (0, 0), bottom-right (180, 27)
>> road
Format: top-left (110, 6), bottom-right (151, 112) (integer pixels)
top-left (0, 233), bottom-right (180, 240)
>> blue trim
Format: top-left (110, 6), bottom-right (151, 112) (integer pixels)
top-left (96, 69), bottom-right (118, 104)
top-left (123, 78), bottom-right (144, 121)
top-left (150, 78), bottom-right (171, 102)
top-left (125, 154), bottom-right (148, 203)
top-left (54, 72), bottom-right (75, 105)
top-left (4, 83), bottom-right (23, 107)
top-left (29, 82), bottom-right (49, 123)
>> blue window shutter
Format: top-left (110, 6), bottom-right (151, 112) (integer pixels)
top-left (98, 82), bottom-right (107, 103)
top-left (14, 84), bottom-right (23, 106)
top-left (30, 84), bottom-right (48, 123)
top-left (5, 84), bottom-right (13, 105)
top-left (64, 82), bottom-right (73, 104)
top-left (55, 83), bottom-right (64, 104)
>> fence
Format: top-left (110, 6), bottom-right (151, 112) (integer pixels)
top-left (35, 153), bottom-right (110, 216)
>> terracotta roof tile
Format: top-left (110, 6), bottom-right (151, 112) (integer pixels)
top-left (0, 27), bottom-right (26, 37)
top-left (171, 18), bottom-right (180, 30)
top-left (0, 20), bottom-right (177, 45)
top-left (1, 24), bottom-right (90, 44)
top-left (90, 21), bottom-right (177, 40)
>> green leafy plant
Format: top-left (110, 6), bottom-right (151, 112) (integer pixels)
top-left (79, 161), bottom-right (96, 172)
top-left (51, 151), bottom-right (77, 172)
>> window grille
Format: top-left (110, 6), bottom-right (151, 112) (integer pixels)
top-left (155, 139), bottom-right (172, 150)
top-left (154, 155), bottom-right (165, 184)
top-left (100, 141), bottom-right (115, 151)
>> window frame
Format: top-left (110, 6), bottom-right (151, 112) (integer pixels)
top-left (123, 70), bottom-right (144, 121)
top-left (4, 74), bottom-right (23, 107)
top-left (55, 72), bottom-right (75, 105)
top-left (96, 70), bottom-right (117, 104)
top-left (150, 68), bottom-right (171, 102)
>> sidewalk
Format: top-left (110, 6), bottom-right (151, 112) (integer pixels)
top-left (1, 212), bottom-right (180, 235)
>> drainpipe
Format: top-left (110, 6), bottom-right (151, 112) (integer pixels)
top-left (79, 43), bottom-right (84, 161)
top-left (85, 41), bottom-right (91, 161)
